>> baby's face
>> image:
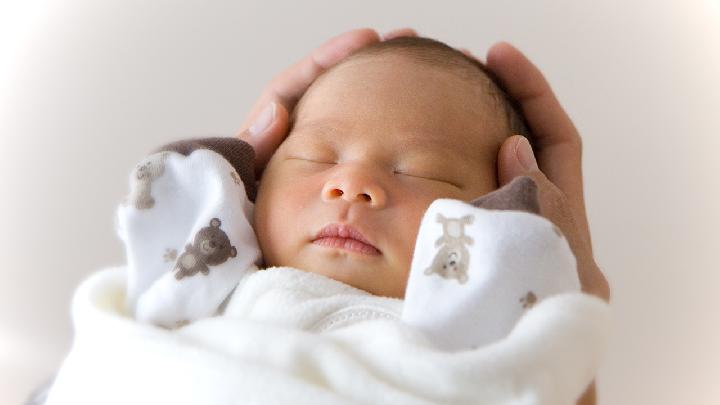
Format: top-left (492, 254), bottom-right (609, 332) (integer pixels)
top-left (254, 54), bottom-right (507, 298)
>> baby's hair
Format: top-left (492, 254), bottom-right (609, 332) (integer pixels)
top-left (341, 36), bottom-right (531, 139)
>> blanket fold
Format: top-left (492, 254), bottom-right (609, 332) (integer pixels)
top-left (46, 267), bottom-right (609, 405)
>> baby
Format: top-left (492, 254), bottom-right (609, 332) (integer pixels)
top-left (41, 37), bottom-right (606, 405)
top-left (118, 36), bottom-right (579, 351)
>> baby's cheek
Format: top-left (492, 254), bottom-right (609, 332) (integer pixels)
top-left (387, 196), bottom-right (434, 265)
top-left (256, 172), bottom-right (320, 264)
top-left (254, 181), bottom-right (292, 261)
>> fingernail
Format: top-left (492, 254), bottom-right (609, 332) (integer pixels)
top-left (516, 137), bottom-right (539, 171)
top-left (248, 102), bottom-right (276, 137)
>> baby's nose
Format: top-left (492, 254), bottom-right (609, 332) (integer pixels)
top-left (321, 166), bottom-right (387, 208)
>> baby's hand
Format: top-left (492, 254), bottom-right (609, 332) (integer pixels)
top-left (235, 28), bottom-right (417, 180)
top-left (403, 175), bottom-right (581, 351)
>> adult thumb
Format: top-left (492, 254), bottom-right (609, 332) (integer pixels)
top-left (237, 101), bottom-right (291, 178)
top-left (497, 135), bottom-right (540, 186)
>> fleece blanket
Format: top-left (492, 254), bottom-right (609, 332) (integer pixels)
top-left (45, 266), bottom-right (610, 405)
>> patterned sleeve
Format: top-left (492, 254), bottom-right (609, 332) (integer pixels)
top-left (402, 176), bottom-right (581, 351)
top-left (117, 137), bottom-right (262, 328)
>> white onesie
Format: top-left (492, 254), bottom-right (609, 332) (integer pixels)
top-left (117, 137), bottom-right (580, 351)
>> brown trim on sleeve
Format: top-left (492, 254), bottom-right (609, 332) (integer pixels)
top-left (153, 137), bottom-right (257, 202)
top-left (469, 176), bottom-right (540, 214)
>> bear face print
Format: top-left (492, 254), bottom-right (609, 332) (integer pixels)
top-left (173, 218), bottom-right (238, 280)
top-left (424, 213), bottom-right (474, 284)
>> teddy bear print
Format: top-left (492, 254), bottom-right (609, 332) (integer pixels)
top-left (230, 170), bottom-right (242, 185)
top-left (124, 152), bottom-right (170, 210)
top-left (173, 218), bottom-right (237, 280)
top-left (424, 213), bottom-right (474, 284)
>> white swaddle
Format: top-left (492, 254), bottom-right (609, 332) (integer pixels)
top-left (44, 138), bottom-right (610, 404)
top-left (45, 266), bottom-right (609, 405)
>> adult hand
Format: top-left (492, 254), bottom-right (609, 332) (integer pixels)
top-left (482, 43), bottom-right (609, 405)
top-left (484, 43), bottom-right (610, 303)
top-left (236, 27), bottom-right (417, 179)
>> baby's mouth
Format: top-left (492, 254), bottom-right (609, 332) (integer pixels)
top-left (312, 223), bottom-right (382, 256)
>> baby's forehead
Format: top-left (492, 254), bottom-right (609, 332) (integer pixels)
top-left (283, 53), bottom-right (510, 164)
top-left (292, 36), bottom-right (529, 145)
top-left (292, 55), bottom-right (504, 128)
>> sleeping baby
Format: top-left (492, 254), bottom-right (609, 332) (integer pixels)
top-left (121, 35), bottom-right (579, 347)
top-left (44, 37), bottom-right (608, 405)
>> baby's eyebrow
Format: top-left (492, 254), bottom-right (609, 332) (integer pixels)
top-left (289, 119), bottom-right (453, 156)
top-left (290, 119), bottom-right (348, 138)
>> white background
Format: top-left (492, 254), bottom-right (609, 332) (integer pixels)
top-left (1, 1), bottom-right (719, 404)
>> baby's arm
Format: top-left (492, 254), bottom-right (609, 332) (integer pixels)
top-left (116, 137), bottom-right (261, 328)
top-left (402, 176), bottom-right (581, 351)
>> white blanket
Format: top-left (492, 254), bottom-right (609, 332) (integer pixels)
top-left (46, 266), bottom-right (610, 405)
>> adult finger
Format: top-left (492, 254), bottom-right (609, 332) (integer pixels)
top-left (486, 43), bottom-right (583, 197)
top-left (238, 101), bottom-right (290, 179)
top-left (498, 136), bottom-right (605, 295)
top-left (486, 43), bottom-right (590, 246)
top-left (498, 138), bottom-right (579, 249)
top-left (486, 42), bottom-right (582, 153)
top-left (497, 134), bottom-right (592, 253)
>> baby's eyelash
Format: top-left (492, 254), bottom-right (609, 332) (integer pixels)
top-left (393, 170), bottom-right (461, 188)
top-left (289, 157), bottom-right (461, 189)
top-left (289, 157), bottom-right (335, 165)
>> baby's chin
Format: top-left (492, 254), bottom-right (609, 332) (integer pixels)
top-left (267, 253), bottom-right (407, 299)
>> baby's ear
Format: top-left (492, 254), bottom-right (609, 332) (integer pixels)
top-left (469, 176), bottom-right (540, 214)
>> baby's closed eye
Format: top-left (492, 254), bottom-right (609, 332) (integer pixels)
top-left (392, 169), bottom-right (461, 188)
top-left (288, 156), bottom-right (335, 165)
top-left (287, 156), bottom-right (459, 188)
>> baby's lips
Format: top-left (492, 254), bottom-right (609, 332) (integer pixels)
top-left (313, 236), bottom-right (382, 256)
top-left (314, 223), bottom-right (381, 253)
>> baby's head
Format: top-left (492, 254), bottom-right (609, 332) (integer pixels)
top-left (254, 37), bottom-right (528, 298)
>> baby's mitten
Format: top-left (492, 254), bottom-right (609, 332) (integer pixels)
top-left (116, 138), bottom-right (261, 328)
top-left (402, 176), bottom-right (580, 351)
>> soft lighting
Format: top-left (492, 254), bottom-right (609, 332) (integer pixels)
top-left (0, 0), bottom-right (58, 81)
